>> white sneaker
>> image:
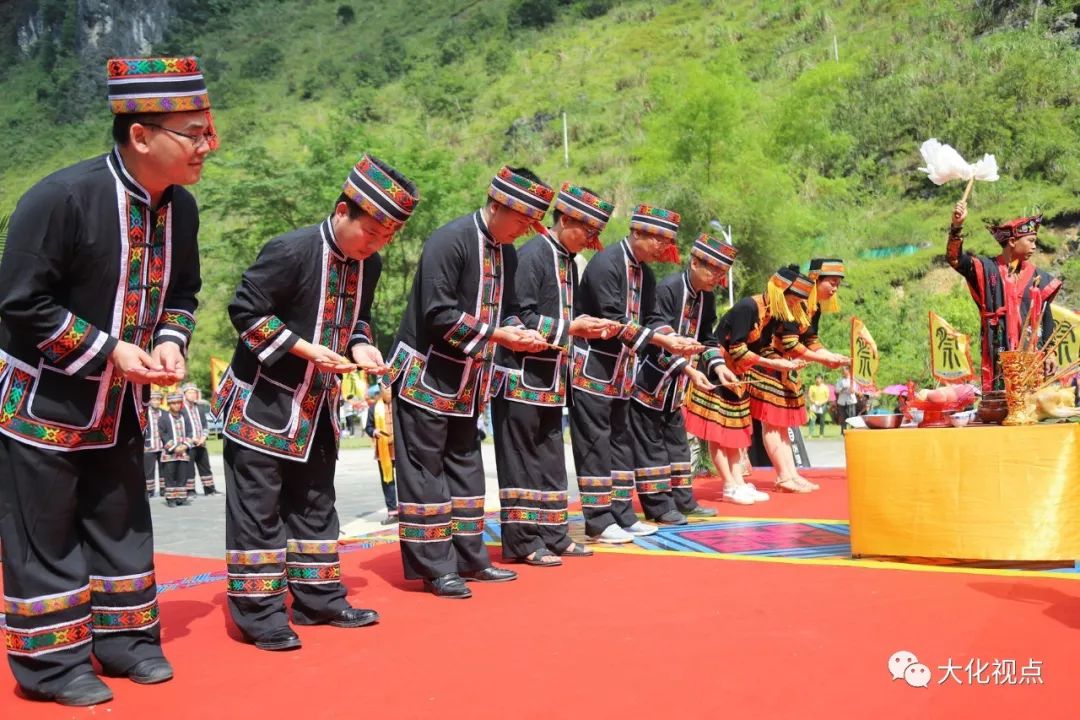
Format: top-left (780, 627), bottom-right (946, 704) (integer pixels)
top-left (744, 482), bottom-right (770, 502)
top-left (722, 484), bottom-right (757, 505)
top-left (589, 524), bottom-right (635, 544)
top-left (624, 521), bottom-right (658, 537)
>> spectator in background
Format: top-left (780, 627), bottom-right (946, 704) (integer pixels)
top-left (343, 395), bottom-right (359, 437)
top-left (807, 374), bottom-right (830, 438)
top-left (835, 367), bottom-right (859, 434)
top-left (352, 394), bottom-right (368, 433)
top-left (362, 388), bottom-right (377, 431)
top-left (182, 384), bottom-right (217, 496)
top-left (365, 383), bottom-right (397, 525)
top-left (159, 392), bottom-right (194, 508)
top-left (144, 391), bottom-right (165, 498)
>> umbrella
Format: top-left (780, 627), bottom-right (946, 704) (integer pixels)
top-left (882, 384), bottom-right (909, 396)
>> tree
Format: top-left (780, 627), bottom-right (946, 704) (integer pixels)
top-left (508, 0), bottom-right (559, 31)
top-left (336, 5), bottom-right (355, 25)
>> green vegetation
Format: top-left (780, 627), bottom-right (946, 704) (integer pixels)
top-left (1, 0), bottom-right (1078, 391)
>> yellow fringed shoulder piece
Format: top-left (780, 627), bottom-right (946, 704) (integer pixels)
top-left (766, 281), bottom-right (794, 323)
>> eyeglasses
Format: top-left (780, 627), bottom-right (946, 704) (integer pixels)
top-left (141, 122), bottom-right (216, 149)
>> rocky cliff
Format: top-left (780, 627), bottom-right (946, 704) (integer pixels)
top-left (14, 0), bottom-right (173, 59)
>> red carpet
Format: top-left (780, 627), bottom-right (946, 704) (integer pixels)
top-left (3, 531), bottom-right (1078, 719)
top-left (691, 467), bottom-right (848, 519)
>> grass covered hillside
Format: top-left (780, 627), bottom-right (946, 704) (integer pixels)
top-left (1, 0), bottom-right (1078, 390)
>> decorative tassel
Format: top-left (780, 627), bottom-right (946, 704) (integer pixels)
top-left (766, 281), bottom-right (793, 323)
top-left (807, 285), bottom-right (819, 317)
top-left (660, 243), bottom-right (681, 264)
top-left (204, 110), bottom-right (220, 151)
top-left (791, 300), bottom-right (810, 327)
top-left (820, 294), bottom-right (840, 314)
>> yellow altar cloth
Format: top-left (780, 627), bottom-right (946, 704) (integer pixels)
top-left (845, 423), bottom-right (1080, 560)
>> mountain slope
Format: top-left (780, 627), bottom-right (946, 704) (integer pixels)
top-left (1, 0), bottom-right (1078, 388)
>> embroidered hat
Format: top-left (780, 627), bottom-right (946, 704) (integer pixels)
top-left (181, 382), bottom-right (198, 391)
top-left (488, 166), bottom-right (555, 221)
top-left (107, 57), bottom-right (211, 115)
top-left (766, 265), bottom-right (811, 325)
top-left (788, 273), bottom-right (814, 299)
top-left (987, 215), bottom-right (1041, 245)
top-left (554, 184), bottom-right (614, 232)
top-left (166, 391), bottom-right (184, 402)
top-left (807, 258), bottom-right (846, 280)
top-left (629, 204), bottom-right (680, 241)
top-left (342, 154), bottom-right (420, 231)
top-left (149, 390), bottom-right (164, 399)
top-left (807, 258), bottom-right (845, 315)
top-left (691, 233), bottom-right (737, 269)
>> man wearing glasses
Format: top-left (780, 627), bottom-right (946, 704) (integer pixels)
top-left (0, 57), bottom-right (212, 706)
top-left (947, 200), bottom-right (1062, 391)
top-left (569, 204), bottom-right (703, 544)
top-left (489, 184), bottom-right (623, 566)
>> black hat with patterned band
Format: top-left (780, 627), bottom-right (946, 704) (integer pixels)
top-left (691, 233), bottom-right (737, 269)
top-left (107, 57), bottom-right (211, 114)
top-left (629, 204), bottom-right (680, 241)
top-left (808, 258), bottom-right (846, 280)
top-left (554, 183), bottom-right (614, 232)
top-left (488, 166), bottom-right (555, 221)
top-left (342, 154), bottom-right (420, 231)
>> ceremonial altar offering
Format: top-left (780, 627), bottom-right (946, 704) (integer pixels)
top-left (846, 423), bottom-right (1080, 560)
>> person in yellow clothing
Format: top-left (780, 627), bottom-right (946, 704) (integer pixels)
top-left (807, 375), bottom-right (831, 438)
top-left (364, 383), bottom-right (397, 524)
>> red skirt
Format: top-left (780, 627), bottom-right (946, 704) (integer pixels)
top-left (748, 366), bottom-right (807, 429)
top-left (683, 384), bottom-right (752, 449)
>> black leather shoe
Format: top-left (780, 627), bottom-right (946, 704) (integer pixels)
top-left (423, 573), bottom-right (472, 598)
top-left (461, 566), bottom-right (518, 583)
top-left (329, 608), bottom-right (379, 628)
top-left (107, 657), bottom-right (173, 685)
top-left (294, 607), bottom-right (379, 628)
top-left (656, 510), bottom-right (689, 525)
top-left (22, 672), bottom-right (113, 706)
top-left (252, 627), bottom-right (302, 651)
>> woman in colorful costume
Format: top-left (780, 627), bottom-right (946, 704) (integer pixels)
top-left (748, 263), bottom-right (849, 493)
top-left (683, 268), bottom-right (805, 505)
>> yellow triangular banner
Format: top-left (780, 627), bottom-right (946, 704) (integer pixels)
top-left (1050, 304), bottom-right (1080, 368)
top-left (850, 316), bottom-right (880, 393)
top-left (209, 356), bottom-right (230, 393)
top-left (928, 311), bottom-right (975, 384)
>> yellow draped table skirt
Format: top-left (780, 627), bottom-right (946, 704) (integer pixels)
top-left (845, 423), bottom-right (1080, 560)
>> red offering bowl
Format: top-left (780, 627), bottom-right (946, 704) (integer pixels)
top-left (904, 382), bottom-right (973, 428)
